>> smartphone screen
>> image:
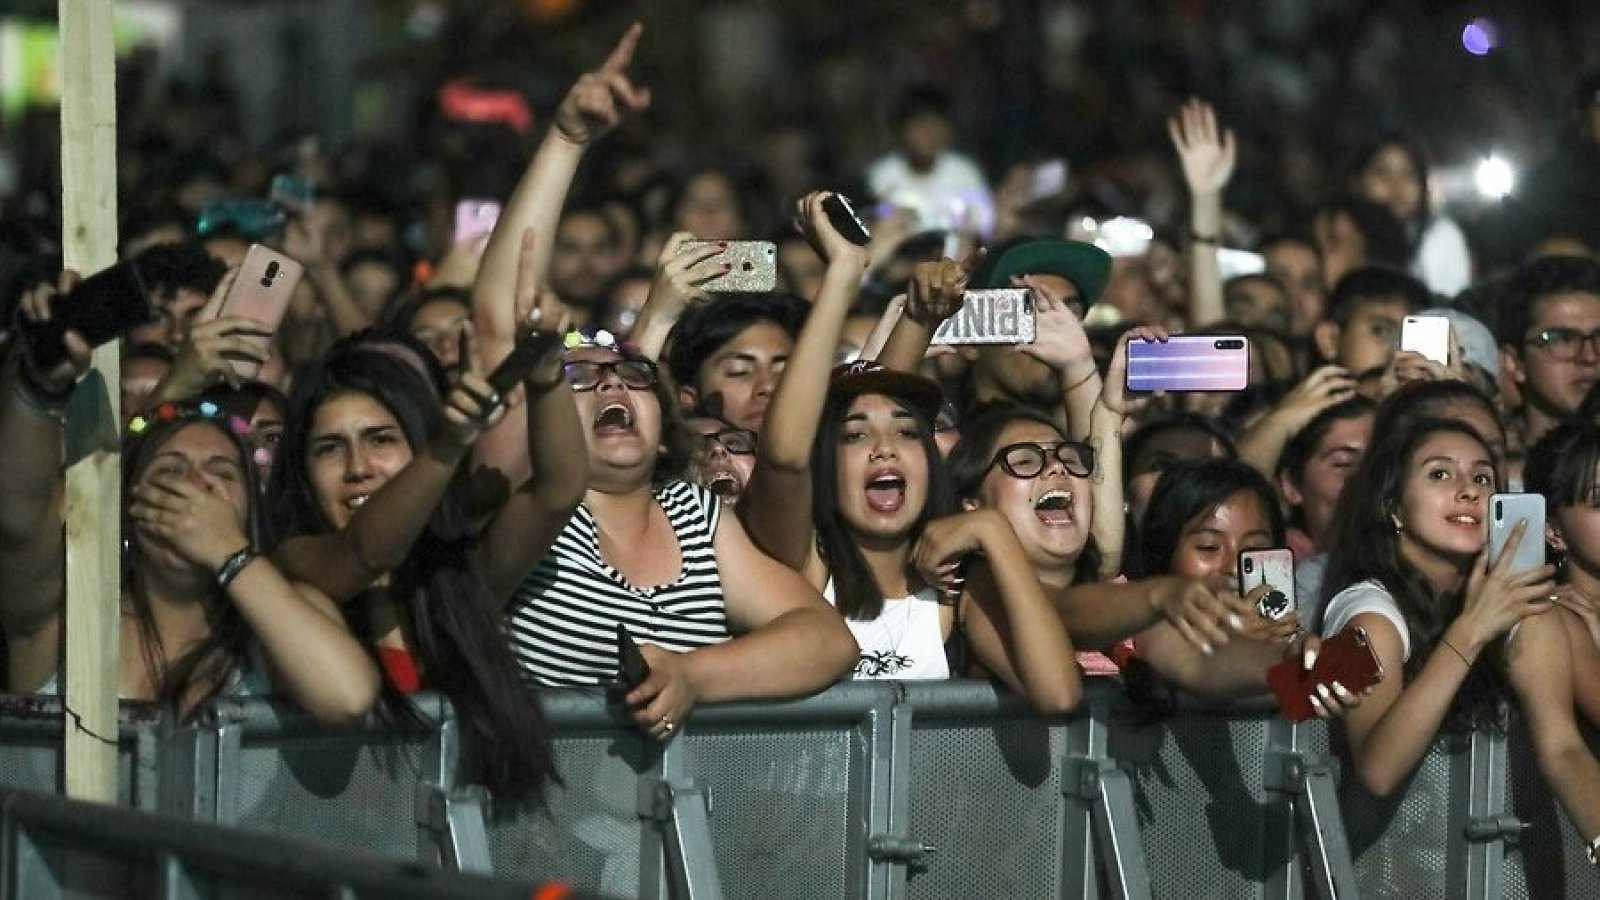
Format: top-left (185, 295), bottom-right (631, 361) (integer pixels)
top-left (453, 199), bottom-right (502, 246)
top-left (218, 245), bottom-right (305, 379)
top-left (1488, 493), bottom-right (1545, 576)
top-left (24, 261), bottom-right (156, 369)
top-left (1239, 548), bottom-right (1296, 621)
top-left (1126, 335), bottom-right (1250, 392)
top-left (1400, 315), bottom-right (1451, 366)
top-left (932, 289), bottom-right (1036, 345)
top-left (823, 194), bottom-right (871, 246)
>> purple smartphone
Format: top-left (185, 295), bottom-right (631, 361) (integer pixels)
top-left (1126, 335), bottom-right (1250, 392)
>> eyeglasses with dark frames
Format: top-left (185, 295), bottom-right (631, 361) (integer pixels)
top-left (562, 358), bottom-right (658, 392)
top-left (1525, 327), bottom-right (1600, 363)
top-left (988, 440), bottom-right (1096, 479)
top-left (695, 426), bottom-right (756, 455)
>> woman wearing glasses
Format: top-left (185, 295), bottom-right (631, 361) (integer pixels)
top-left (684, 410), bottom-right (757, 507)
top-left (742, 194), bottom-right (1079, 711)
top-left (505, 338), bottom-right (857, 740)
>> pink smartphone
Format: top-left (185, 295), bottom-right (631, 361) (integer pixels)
top-left (454, 199), bottom-right (502, 246)
top-left (1125, 335), bottom-right (1250, 392)
top-left (218, 244), bottom-right (304, 379)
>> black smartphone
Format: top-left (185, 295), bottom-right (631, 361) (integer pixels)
top-left (823, 193), bottom-right (872, 246)
top-left (616, 624), bottom-right (651, 691)
top-left (487, 331), bottom-right (562, 396)
top-left (23, 261), bottom-right (157, 369)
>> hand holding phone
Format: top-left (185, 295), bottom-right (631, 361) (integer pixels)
top-left (453, 199), bottom-right (503, 246)
top-left (1126, 335), bottom-right (1250, 392)
top-left (822, 193), bottom-right (871, 246)
top-left (216, 245), bottom-right (305, 379)
top-left (616, 625), bottom-right (651, 692)
top-left (679, 240), bottom-right (776, 293)
top-left (22, 261), bottom-right (156, 371)
top-left (1239, 549), bottom-right (1296, 621)
top-left (1488, 493), bottom-right (1546, 576)
top-left (1400, 315), bottom-right (1452, 367)
top-left (931, 289), bottom-right (1037, 345)
top-left (1267, 626), bottom-right (1384, 722)
top-left (487, 331), bottom-right (563, 395)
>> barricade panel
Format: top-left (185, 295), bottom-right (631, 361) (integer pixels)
top-left (1506, 721), bottom-right (1600, 900)
top-left (0, 697), bottom-right (150, 809)
top-left (901, 693), bottom-right (1067, 900)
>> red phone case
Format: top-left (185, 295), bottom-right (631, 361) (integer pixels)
top-left (1267, 626), bottom-right (1384, 721)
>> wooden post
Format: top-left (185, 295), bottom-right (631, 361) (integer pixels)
top-left (58, 0), bottom-right (121, 804)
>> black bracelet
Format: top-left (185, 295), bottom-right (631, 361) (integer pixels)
top-left (215, 547), bottom-right (258, 591)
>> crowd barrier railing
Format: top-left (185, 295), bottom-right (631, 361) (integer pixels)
top-left (0, 787), bottom-right (592, 900)
top-left (3, 680), bottom-right (1599, 899)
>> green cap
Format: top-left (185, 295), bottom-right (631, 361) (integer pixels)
top-left (978, 239), bottom-right (1112, 307)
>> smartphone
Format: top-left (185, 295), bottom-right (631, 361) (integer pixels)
top-left (196, 199), bottom-right (289, 240)
top-left (822, 193), bottom-right (871, 246)
top-left (1266, 626), bottom-right (1385, 722)
top-left (931, 289), bottom-right (1037, 345)
top-left (487, 331), bottom-right (562, 396)
top-left (616, 625), bottom-right (651, 691)
top-left (268, 173), bottom-right (316, 210)
top-left (217, 245), bottom-right (305, 379)
top-left (23, 261), bottom-right (157, 369)
top-left (1239, 548), bottom-right (1296, 621)
top-left (682, 240), bottom-right (776, 293)
top-left (453, 198), bottom-right (502, 246)
top-left (1400, 315), bottom-right (1452, 366)
top-left (1126, 335), bottom-right (1250, 392)
top-left (1488, 493), bottom-right (1546, 576)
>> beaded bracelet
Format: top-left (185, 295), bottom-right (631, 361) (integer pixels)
top-left (215, 547), bottom-right (258, 591)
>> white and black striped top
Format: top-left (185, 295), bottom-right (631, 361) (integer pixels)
top-left (506, 479), bottom-right (730, 686)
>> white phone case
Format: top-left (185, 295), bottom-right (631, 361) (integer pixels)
top-left (1488, 493), bottom-right (1545, 575)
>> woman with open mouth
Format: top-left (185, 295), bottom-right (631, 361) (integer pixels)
top-left (504, 335), bottom-right (857, 742)
top-left (740, 192), bottom-right (1080, 711)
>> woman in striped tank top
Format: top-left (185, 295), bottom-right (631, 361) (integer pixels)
top-left (504, 337), bottom-right (857, 740)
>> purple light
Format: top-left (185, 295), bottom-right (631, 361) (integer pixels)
top-left (1462, 18), bottom-right (1499, 56)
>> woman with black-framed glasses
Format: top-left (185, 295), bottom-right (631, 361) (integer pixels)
top-left (505, 339), bottom-right (857, 741)
top-left (685, 411), bottom-right (757, 506)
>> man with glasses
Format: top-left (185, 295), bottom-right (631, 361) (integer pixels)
top-left (1497, 255), bottom-right (1600, 448)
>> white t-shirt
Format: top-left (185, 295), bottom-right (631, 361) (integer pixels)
top-left (866, 151), bottom-right (993, 236)
top-left (825, 582), bottom-right (950, 680)
top-left (1321, 579), bottom-right (1411, 661)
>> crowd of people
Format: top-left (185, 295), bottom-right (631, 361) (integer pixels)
top-left (2, 19), bottom-right (1600, 865)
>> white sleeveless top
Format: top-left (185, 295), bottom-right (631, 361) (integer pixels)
top-left (824, 582), bottom-right (950, 680)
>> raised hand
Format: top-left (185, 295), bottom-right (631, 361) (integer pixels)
top-left (1101, 326), bottom-right (1170, 417)
top-left (1017, 274), bottom-right (1094, 375)
top-left (15, 270), bottom-right (92, 391)
top-left (644, 231), bottom-right (727, 321)
top-left (795, 191), bottom-right (870, 270)
top-left (438, 322), bottom-right (509, 454)
top-left (1457, 520), bottom-right (1558, 650)
top-left (1168, 98), bottom-right (1236, 197)
top-left (553, 22), bottom-right (652, 146)
top-left (904, 253), bottom-right (979, 327)
top-left (1273, 365), bottom-right (1358, 427)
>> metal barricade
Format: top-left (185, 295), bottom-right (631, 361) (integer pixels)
top-left (0, 695), bottom-right (163, 811)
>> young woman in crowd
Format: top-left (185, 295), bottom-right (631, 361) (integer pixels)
top-left (1319, 416), bottom-right (1556, 795)
top-left (741, 193), bottom-right (1080, 711)
top-left (269, 336), bottom-right (581, 800)
top-left (0, 275), bottom-right (377, 722)
top-left (1351, 132), bottom-right (1474, 298)
top-left (1518, 422), bottom-right (1600, 844)
top-left (504, 334), bottom-right (857, 737)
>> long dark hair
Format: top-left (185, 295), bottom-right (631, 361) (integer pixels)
top-left (269, 348), bottom-right (557, 803)
top-left (122, 414), bottom-right (260, 714)
top-left (947, 400), bottom-right (1100, 583)
top-left (812, 390), bottom-right (955, 620)
top-left (1321, 416), bottom-right (1504, 728)
top-left (1350, 131), bottom-right (1435, 232)
top-left (1525, 420), bottom-right (1600, 574)
top-left (1134, 458), bottom-right (1286, 579)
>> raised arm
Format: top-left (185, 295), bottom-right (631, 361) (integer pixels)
top-left (740, 192), bottom-right (868, 570)
top-left (915, 509), bottom-right (1081, 713)
top-left (622, 508), bottom-right (859, 737)
top-left (628, 232), bottom-right (727, 363)
top-left (273, 326), bottom-right (508, 602)
top-left (875, 257), bottom-right (970, 373)
top-left (0, 275), bottom-right (85, 691)
top-left (1091, 328), bottom-right (1165, 578)
top-left (479, 339), bottom-right (589, 600)
top-left (471, 21), bottom-right (650, 368)
top-left (1236, 365), bottom-right (1356, 476)
top-left (1168, 98), bottom-right (1235, 330)
top-left (1015, 278), bottom-right (1100, 440)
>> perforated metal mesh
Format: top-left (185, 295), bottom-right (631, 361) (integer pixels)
top-left (1108, 712), bottom-right (1275, 900)
top-left (0, 738), bottom-right (136, 805)
top-left (1338, 736), bottom-right (1457, 900)
top-left (229, 733), bottom-right (427, 860)
top-left (677, 725), bottom-right (856, 900)
top-left (489, 732), bottom-right (647, 898)
top-left (905, 717), bottom-right (1063, 900)
top-left (1505, 722), bottom-right (1600, 900)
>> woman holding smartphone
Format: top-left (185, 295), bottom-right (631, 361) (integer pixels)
top-left (1319, 416), bottom-right (1557, 796)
